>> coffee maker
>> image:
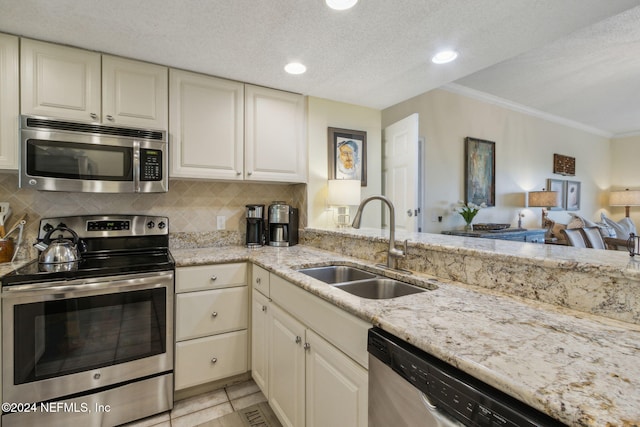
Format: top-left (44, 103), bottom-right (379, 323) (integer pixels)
top-left (267, 202), bottom-right (298, 247)
top-left (245, 204), bottom-right (265, 247)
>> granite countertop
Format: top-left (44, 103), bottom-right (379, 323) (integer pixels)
top-left (172, 244), bottom-right (640, 427)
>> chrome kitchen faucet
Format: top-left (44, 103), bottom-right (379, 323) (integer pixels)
top-left (352, 195), bottom-right (408, 270)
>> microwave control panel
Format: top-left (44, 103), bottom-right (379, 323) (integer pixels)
top-left (140, 149), bottom-right (163, 181)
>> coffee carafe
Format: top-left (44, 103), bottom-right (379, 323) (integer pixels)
top-left (245, 204), bottom-right (265, 247)
top-left (267, 202), bottom-right (298, 247)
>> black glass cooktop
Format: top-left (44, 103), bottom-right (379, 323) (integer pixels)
top-left (1, 249), bottom-right (174, 286)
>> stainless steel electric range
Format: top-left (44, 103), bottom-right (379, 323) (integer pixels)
top-left (1, 214), bottom-right (174, 427)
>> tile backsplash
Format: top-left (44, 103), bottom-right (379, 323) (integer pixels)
top-left (0, 172), bottom-right (306, 250)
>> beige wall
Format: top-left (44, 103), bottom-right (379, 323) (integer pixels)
top-left (382, 88), bottom-right (612, 233)
top-left (610, 135), bottom-right (640, 226)
top-left (306, 97), bottom-right (382, 228)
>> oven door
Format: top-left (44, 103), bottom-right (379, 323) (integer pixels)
top-left (2, 271), bottom-right (173, 404)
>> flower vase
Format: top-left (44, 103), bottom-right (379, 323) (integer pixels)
top-left (464, 223), bottom-right (473, 231)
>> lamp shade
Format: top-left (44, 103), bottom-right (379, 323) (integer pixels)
top-left (327, 180), bottom-right (361, 206)
top-left (609, 189), bottom-right (640, 206)
top-left (527, 190), bottom-right (559, 208)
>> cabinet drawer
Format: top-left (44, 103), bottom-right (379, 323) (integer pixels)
top-left (252, 264), bottom-right (270, 297)
top-left (175, 330), bottom-right (248, 390)
top-left (176, 263), bottom-right (246, 292)
top-left (176, 286), bottom-right (248, 341)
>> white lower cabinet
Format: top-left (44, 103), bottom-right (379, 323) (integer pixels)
top-left (305, 329), bottom-right (368, 427)
top-left (175, 263), bottom-right (248, 391)
top-left (251, 288), bottom-right (270, 397)
top-left (251, 268), bottom-right (369, 427)
top-left (269, 304), bottom-right (306, 427)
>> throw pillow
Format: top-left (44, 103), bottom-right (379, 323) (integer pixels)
top-left (568, 213), bottom-right (614, 238)
top-left (600, 213), bottom-right (637, 239)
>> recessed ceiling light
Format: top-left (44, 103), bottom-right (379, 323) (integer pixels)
top-left (326, 0), bottom-right (358, 11)
top-left (431, 50), bottom-right (458, 64)
top-left (284, 62), bottom-right (307, 75)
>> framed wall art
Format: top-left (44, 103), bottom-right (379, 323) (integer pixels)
top-left (553, 153), bottom-right (575, 176)
top-left (328, 127), bottom-right (367, 186)
top-left (566, 180), bottom-right (581, 210)
top-left (546, 178), bottom-right (566, 210)
top-left (465, 137), bottom-right (495, 206)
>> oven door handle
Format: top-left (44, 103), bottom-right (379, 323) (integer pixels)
top-left (2, 271), bottom-right (173, 298)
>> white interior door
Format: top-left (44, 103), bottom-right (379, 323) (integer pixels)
top-left (383, 114), bottom-right (421, 232)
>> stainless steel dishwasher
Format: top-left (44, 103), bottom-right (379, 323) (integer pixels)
top-left (368, 327), bottom-right (566, 426)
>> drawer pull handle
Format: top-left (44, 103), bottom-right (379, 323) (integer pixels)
top-left (211, 357), bottom-right (218, 364)
top-left (262, 305), bottom-right (267, 312)
top-left (210, 276), bottom-right (218, 281)
top-left (295, 336), bottom-right (302, 344)
top-left (211, 312), bottom-right (218, 318)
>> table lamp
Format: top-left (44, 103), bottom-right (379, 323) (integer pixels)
top-left (527, 190), bottom-right (559, 229)
top-left (609, 188), bottom-right (640, 217)
top-left (327, 179), bottom-right (361, 227)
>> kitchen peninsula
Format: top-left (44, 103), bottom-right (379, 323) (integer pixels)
top-left (169, 227), bottom-right (640, 426)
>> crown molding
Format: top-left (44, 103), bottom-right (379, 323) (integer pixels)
top-left (442, 83), bottom-right (614, 139)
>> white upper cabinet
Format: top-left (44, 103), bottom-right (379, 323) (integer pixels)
top-left (102, 55), bottom-right (168, 129)
top-left (169, 69), bottom-right (244, 180)
top-left (21, 38), bottom-right (167, 129)
top-left (245, 85), bottom-right (307, 183)
top-left (169, 77), bottom-right (307, 183)
top-left (0, 33), bottom-right (19, 170)
top-left (21, 38), bottom-right (101, 123)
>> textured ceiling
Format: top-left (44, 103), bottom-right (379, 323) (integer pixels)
top-left (1, 0), bottom-right (639, 136)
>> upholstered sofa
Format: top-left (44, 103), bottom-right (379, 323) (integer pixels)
top-left (549, 213), bottom-right (635, 250)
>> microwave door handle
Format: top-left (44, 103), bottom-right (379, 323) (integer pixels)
top-left (133, 141), bottom-right (140, 192)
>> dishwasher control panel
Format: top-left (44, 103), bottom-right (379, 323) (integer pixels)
top-left (368, 328), bottom-right (566, 427)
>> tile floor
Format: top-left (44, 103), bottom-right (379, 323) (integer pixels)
top-left (123, 379), bottom-right (270, 427)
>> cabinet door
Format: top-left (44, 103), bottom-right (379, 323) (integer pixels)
top-left (245, 85), bottom-right (306, 183)
top-left (102, 55), bottom-right (168, 129)
top-left (305, 329), bottom-right (368, 427)
top-left (251, 289), bottom-right (270, 397)
top-left (0, 33), bottom-right (19, 170)
top-left (269, 304), bottom-right (305, 427)
top-left (175, 286), bottom-right (248, 341)
top-left (21, 38), bottom-right (101, 122)
top-left (169, 69), bottom-right (244, 180)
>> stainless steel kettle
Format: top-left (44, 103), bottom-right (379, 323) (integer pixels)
top-left (35, 226), bottom-right (82, 271)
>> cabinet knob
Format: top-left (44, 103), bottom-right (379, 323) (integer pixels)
top-left (106, 115), bottom-right (114, 121)
top-left (262, 305), bottom-right (267, 312)
top-left (90, 113), bottom-right (98, 120)
top-left (247, 171), bottom-right (253, 176)
top-left (303, 343), bottom-right (311, 351)
top-left (211, 311), bottom-right (218, 318)
top-left (295, 336), bottom-right (302, 344)
top-left (210, 276), bottom-right (217, 281)
top-left (211, 357), bottom-right (218, 364)
top-left (256, 277), bottom-right (261, 284)
top-left (236, 171), bottom-right (242, 176)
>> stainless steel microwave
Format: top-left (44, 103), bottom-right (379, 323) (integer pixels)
top-left (19, 115), bottom-right (168, 193)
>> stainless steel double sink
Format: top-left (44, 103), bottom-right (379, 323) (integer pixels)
top-left (297, 265), bottom-right (433, 299)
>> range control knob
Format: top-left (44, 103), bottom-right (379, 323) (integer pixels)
top-left (158, 221), bottom-right (166, 229)
top-left (147, 221), bottom-right (155, 229)
top-left (42, 223), bottom-right (54, 233)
